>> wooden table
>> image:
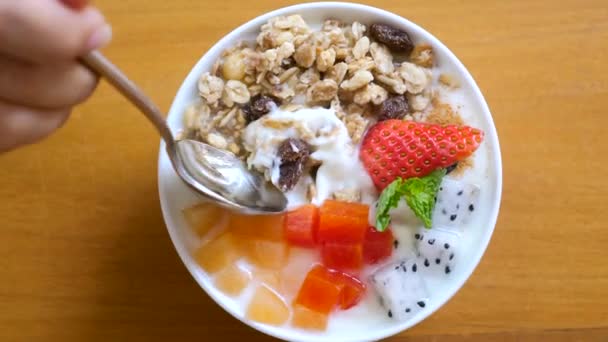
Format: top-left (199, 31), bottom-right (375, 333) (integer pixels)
top-left (1, 0), bottom-right (607, 341)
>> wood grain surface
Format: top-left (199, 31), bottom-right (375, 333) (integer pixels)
top-left (1, 0), bottom-right (607, 341)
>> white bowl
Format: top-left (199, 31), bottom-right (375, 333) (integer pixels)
top-left (158, 2), bottom-right (502, 341)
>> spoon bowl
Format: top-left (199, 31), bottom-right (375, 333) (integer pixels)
top-left (81, 51), bottom-right (287, 214)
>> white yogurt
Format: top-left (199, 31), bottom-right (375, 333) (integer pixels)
top-left (243, 107), bottom-right (377, 209)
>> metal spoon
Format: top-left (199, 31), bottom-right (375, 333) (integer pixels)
top-left (80, 51), bottom-right (287, 214)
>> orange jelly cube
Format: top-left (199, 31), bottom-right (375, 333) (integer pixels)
top-left (230, 213), bottom-right (285, 241)
top-left (244, 240), bottom-right (288, 269)
top-left (318, 200), bottom-right (369, 244)
top-left (246, 285), bottom-right (290, 326)
top-left (214, 265), bottom-right (250, 296)
top-left (194, 232), bottom-right (239, 274)
top-left (292, 304), bottom-right (328, 331)
top-left (182, 202), bottom-right (226, 237)
top-left (295, 265), bottom-right (342, 314)
top-left (252, 269), bottom-right (281, 290)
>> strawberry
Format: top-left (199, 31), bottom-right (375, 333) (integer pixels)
top-left (360, 120), bottom-right (484, 190)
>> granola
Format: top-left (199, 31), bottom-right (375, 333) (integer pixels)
top-left (183, 15), bottom-right (464, 172)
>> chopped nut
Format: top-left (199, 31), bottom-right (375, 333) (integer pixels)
top-left (257, 15), bottom-right (311, 49)
top-left (222, 50), bottom-right (246, 81)
top-left (346, 57), bottom-right (375, 74)
top-left (218, 106), bottom-right (238, 128)
top-left (306, 79), bottom-right (338, 104)
top-left (206, 133), bottom-right (228, 149)
top-left (350, 22), bottom-right (366, 41)
top-left (368, 83), bottom-right (389, 105)
top-left (398, 62), bottom-right (430, 94)
top-left (410, 44), bottom-right (434, 68)
top-left (183, 104), bottom-right (200, 130)
top-left (407, 92), bottom-right (430, 112)
top-left (334, 47), bottom-right (351, 60)
top-left (344, 112), bottom-right (370, 143)
top-left (316, 48), bottom-right (336, 72)
top-left (352, 36), bottom-right (370, 60)
top-left (198, 72), bottom-right (224, 105)
top-left (278, 67), bottom-right (300, 83)
top-left (353, 82), bottom-right (388, 106)
top-left (353, 86), bottom-right (371, 105)
top-left (333, 188), bottom-right (361, 202)
top-left (370, 42), bottom-right (394, 74)
top-left (222, 80), bottom-right (250, 107)
top-left (325, 62), bottom-right (348, 84)
top-left (294, 42), bottom-right (316, 68)
top-left (340, 70), bottom-right (373, 91)
top-left (375, 73), bottom-right (407, 94)
top-left (299, 67), bottom-right (321, 85)
top-left (439, 73), bottom-right (461, 89)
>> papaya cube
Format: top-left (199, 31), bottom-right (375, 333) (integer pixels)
top-left (295, 265), bottom-right (342, 314)
top-left (182, 202), bottom-right (226, 237)
top-left (244, 240), bottom-right (288, 269)
top-left (321, 242), bottom-right (363, 271)
top-left (194, 232), bottom-right (239, 274)
top-left (292, 304), bottom-right (328, 331)
top-left (214, 264), bottom-right (250, 296)
top-left (230, 213), bottom-right (285, 241)
top-left (318, 200), bottom-right (369, 244)
top-left (246, 285), bottom-right (290, 326)
top-left (284, 204), bottom-right (319, 247)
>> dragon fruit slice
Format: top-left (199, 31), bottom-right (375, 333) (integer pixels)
top-left (370, 259), bottom-right (430, 321)
top-left (432, 178), bottom-right (480, 230)
top-left (414, 227), bottom-right (460, 275)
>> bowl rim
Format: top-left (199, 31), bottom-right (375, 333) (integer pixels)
top-left (158, 2), bottom-right (503, 341)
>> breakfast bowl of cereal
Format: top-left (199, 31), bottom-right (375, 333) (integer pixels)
top-left (158, 2), bottom-right (502, 341)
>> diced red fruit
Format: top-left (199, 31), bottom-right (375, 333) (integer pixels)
top-left (295, 265), bottom-right (343, 314)
top-left (318, 200), bottom-right (370, 244)
top-left (284, 204), bottom-right (319, 247)
top-left (321, 242), bottom-right (363, 271)
top-left (295, 265), bottom-right (366, 314)
top-left (363, 226), bottom-right (394, 264)
top-left (360, 120), bottom-right (484, 190)
top-left (333, 272), bottom-right (366, 310)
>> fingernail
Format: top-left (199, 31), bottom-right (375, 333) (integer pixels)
top-left (87, 24), bottom-right (112, 50)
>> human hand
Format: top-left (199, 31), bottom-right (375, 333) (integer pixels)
top-left (0, 0), bottom-right (111, 152)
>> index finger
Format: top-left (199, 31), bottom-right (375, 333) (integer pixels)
top-left (0, 0), bottom-right (111, 63)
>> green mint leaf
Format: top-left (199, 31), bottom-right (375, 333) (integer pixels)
top-left (374, 178), bottom-right (405, 232)
top-left (374, 170), bottom-right (446, 231)
top-left (402, 169), bottom-right (446, 228)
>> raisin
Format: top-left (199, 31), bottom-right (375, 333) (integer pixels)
top-left (242, 94), bottom-right (280, 123)
top-left (277, 138), bottom-right (311, 192)
top-left (370, 23), bottom-right (414, 54)
top-left (375, 95), bottom-right (409, 121)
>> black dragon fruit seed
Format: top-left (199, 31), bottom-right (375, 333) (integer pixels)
top-left (412, 263), bottom-right (417, 272)
top-left (417, 301), bottom-right (426, 308)
top-left (435, 258), bottom-right (441, 264)
top-left (444, 243), bottom-right (450, 249)
top-left (424, 259), bottom-right (430, 267)
top-left (469, 204), bottom-right (475, 212)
